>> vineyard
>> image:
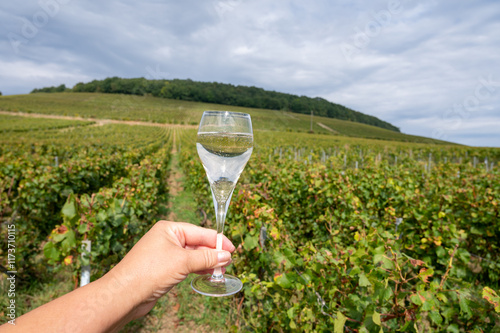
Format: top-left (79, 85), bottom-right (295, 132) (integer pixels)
top-left (181, 130), bottom-right (500, 332)
top-left (0, 118), bottom-right (173, 323)
top-left (1, 95), bottom-right (500, 332)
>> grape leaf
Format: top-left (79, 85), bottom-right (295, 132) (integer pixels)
top-left (334, 312), bottom-right (346, 333)
top-left (359, 273), bottom-right (372, 287)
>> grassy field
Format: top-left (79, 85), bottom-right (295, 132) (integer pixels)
top-left (0, 92), bottom-right (454, 145)
top-left (0, 114), bottom-right (92, 133)
top-left (0, 121), bottom-right (171, 147)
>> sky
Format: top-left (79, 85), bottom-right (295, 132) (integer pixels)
top-left (1, 0), bottom-right (499, 147)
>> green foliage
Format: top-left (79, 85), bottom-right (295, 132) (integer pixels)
top-left (44, 148), bottom-right (170, 276)
top-left (0, 121), bottom-right (171, 281)
top-left (180, 132), bottom-right (500, 332)
top-left (31, 84), bottom-right (68, 93)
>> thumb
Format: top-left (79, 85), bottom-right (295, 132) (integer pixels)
top-left (185, 249), bottom-right (231, 274)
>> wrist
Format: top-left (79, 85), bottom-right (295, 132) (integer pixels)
top-left (98, 266), bottom-right (144, 322)
top-left (105, 256), bottom-right (166, 319)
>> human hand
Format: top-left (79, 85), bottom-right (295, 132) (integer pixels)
top-left (106, 221), bottom-right (235, 319)
top-left (1, 221), bottom-right (234, 333)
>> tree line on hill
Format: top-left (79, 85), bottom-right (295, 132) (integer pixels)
top-left (31, 77), bottom-right (400, 132)
top-left (31, 84), bottom-right (69, 93)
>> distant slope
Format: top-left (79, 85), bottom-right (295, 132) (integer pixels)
top-left (0, 93), bottom-right (454, 145)
top-left (31, 77), bottom-right (400, 132)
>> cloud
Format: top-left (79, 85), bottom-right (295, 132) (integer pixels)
top-left (0, 58), bottom-right (93, 94)
top-left (0, 0), bottom-right (499, 146)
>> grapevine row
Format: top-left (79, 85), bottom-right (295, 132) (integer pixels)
top-left (0, 125), bottom-right (172, 280)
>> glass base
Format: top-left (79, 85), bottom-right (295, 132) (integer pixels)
top-left (191, 274), bottom-right (243, 297)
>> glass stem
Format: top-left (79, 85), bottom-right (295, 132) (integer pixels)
top-left (212, 200), bottom-right (226, 280)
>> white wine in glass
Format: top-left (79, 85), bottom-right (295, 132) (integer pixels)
top-left (191, 111), bottom-right (253, 297)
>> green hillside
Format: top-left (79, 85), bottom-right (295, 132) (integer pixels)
top-left (31, 77), bottom-right (400, 132)
top-left (0, 92), bottom-right (453, 145)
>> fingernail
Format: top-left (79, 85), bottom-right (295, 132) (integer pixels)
top-left (218, 251), bottom-right (231, 263)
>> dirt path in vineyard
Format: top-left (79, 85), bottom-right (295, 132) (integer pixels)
top-left (0, 110), bottom-right (197, 129)
top-left (137, 130), bottom-right (216, 333)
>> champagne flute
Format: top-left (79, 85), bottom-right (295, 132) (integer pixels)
top-left (191, 111), bottom-right (253, 297)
